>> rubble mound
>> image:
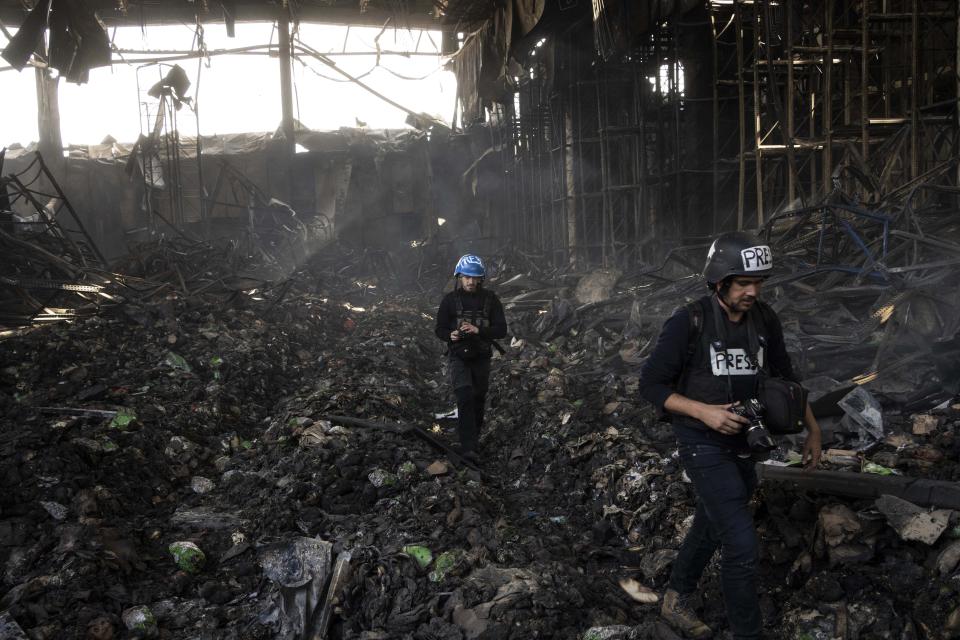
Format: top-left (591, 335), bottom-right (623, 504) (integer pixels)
top-left (1, 244), bottom-right (960, 639)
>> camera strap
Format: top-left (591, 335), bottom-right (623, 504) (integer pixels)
top-left (709, 295), bottom-right (736, 404)
top-left (745, 306), bottom-right (764, 397)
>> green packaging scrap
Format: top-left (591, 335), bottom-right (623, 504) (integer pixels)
top-left (168, 541), bottom-right (206, 573)
top-left (109, 408), bottom-right (137, 430)
top-left (122, 605), bottom-right (157, 635)
top-left (862, 461), bottom-right (896, 475)
top-left (428, 550), bottom-right (461, 582)
top-left (164, 351), bottom-right (192, 372)
top-left (402, 545), bottom-right (433, 569)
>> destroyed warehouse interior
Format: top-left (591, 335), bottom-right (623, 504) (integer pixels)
top-left (2, 0), bottom-right (960, 638)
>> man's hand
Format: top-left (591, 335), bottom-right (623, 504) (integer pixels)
top-left (450, 330), bottom-right (461, 341)
top-left (459, 322), bottom-right (480, 335)
top-left (801, 432), bottom-right (821, 470)
top-left (801, 403), bottom-right (822, 471)
top-left (663, 394), bottom-right (748, 435)
top-left (696, 403), bottom-right (749, 435)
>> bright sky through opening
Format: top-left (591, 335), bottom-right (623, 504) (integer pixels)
top-left (0, 22), bottom-right (456, 147)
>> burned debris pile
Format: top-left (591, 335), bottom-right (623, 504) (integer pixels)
top-left (2, 177), bottom-right (960, 639)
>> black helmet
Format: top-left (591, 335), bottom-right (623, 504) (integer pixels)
top-left (703, 231), bottom-right (773, 284)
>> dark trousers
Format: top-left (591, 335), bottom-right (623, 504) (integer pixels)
top-left (669, 443), bottom-right (761, 640)
top-left (448, 356), bottom-right (491, 453)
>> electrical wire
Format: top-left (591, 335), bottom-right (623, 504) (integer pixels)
top-left (295, 56), bottom-right (376, 83)
top-left (293, 36), bottom-right (445, 83)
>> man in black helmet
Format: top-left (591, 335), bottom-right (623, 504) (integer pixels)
top-left (435, 254), bottom-right (507, 463)
top-left (638, 232), bottom-right (821, 640)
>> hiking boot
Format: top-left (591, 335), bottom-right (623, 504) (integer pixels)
top-left (661, 589), bottom-right (712, 639)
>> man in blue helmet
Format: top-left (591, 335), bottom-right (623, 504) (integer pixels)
top-left (434, 254), bottom-right (507, 463)
top-left (638, 231), bottom-right (822, 640)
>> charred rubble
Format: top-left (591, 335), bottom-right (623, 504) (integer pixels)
top-left (1, 162), bottom-right (960, 639)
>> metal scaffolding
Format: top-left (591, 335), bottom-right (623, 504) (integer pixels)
top-left (711, 0), bottom-right (959, 228)
top-left (479, 0), bottom-right (959, 269)
top-left (490, 16), bottom-right (705, 269)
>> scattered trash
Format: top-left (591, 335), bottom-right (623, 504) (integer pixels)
top-left (0, 613), bottom-right (28, 640)
top-left (862, 461), bottom-right (897, 476)
top-left (259, 537), bottom-right (333, 640)
top-left (120, 606), bottom-right (157, 638)
top-left (435, 407), bottom-right (459, 419)
top-left (618, 578), bottom-right (659, 604)
top-left (168, 541), bottom-right (206, 573)
top-left (581, 626), bottom-right (633, 640)
top-left (838, 386), bottom-right (884, 442)
top-left (108, 407), bottom-right (137, 430)
top-left (912, 414), bottom-right (939, 435)
top-left (163, 351), bottom-right (192, 373)
top-left (169, 506), bottom-right (242, 530)
top-left (367, 468), bottom-right (398, 487)
top-left (190, 476), bottom-right (215, 494)
top-left (426, 460), bottom-right (451, 476)
top-left (39, 501), bottom-right (68, 521)
top-left (428, 549), bottom-right (463, 582)
top-left (936, 540), bottom-right (960, 576)
top-left (875, 494), bottom-right (952, 544)
top-left (819, 504), bottom-right (862, 546)
top-left (402, 544), bottom-right (433, 570)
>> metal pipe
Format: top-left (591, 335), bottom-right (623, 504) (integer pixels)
top-left (786, 1), bottom-right (797, 204)
top-left (711, 7), bottom-right (720, 234)
top-left (862, 0), bottom-right (870, 161)
top-left (910, 0), bottom-right (919, 179)
top-left (735, 1), bottom-right (746, 229)
top-left (278, 7), bottom-right (295, 156)
top-left (753, 3), bottom-right (763, 225)
top-left (824, 0), bottom-right (834, 193)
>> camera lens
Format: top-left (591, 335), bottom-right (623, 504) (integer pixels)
top-left (747, 423), bottom-right (776, 451)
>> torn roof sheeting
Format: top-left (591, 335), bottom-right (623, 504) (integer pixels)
top-left (3, 127), bottom-right (426, 162)
top-left (1, 0), bottom-right (111, 83)
top-left (0, 1), bottom-right (447, 32)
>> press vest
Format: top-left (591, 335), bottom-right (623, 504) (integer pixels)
top-left (450, 290), bottom-right (493, 360)
top-left (674, 295), bottom-right (774, 447)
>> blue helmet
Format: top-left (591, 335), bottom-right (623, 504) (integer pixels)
top-left (454, 254), bottom-right (485, 277)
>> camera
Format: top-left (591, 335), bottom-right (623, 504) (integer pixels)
top-left (730, 398), bottom-right (776, 452)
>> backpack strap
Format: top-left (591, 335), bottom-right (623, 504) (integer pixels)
top-left (745, 300), bottom-right (776, 359)
top-left (684, 300), bottom-right (703, 365)
top-left (676, 299), bottom-right (704, 396)
top-left (709, 294), bottom-right (736, 403)
top-left (755, 299), bottom-right (777, 333)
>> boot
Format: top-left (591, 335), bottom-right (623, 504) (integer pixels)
top-left (661, 589), bottom-right (712, 639)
